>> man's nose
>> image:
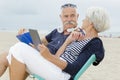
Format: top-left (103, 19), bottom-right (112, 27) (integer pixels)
top-left (67, 16), bottom-right (72, 21)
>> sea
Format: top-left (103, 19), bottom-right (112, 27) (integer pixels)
top-left (0, 26), bottom-right (55, 34)
top-left (0, 26), bottom-right (120, 38)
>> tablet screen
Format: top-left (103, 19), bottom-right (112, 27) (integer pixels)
top-left (29, 29), bottom-right (42, 51)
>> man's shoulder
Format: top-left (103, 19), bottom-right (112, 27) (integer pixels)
top-left (51, 28), bottom-right (58, 33)
top-left (51, 28), bottom-right (64, 36)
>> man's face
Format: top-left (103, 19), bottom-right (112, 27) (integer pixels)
top-left (60, 7), bottom-right (79, 31)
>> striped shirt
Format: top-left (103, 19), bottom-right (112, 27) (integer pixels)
top-left (60, 39), bottom-right (91, 63)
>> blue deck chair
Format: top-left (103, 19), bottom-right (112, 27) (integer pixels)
top-left (32, 54), bottom-right (96, 80)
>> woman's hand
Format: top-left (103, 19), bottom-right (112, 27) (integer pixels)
top-left (65, 31), bottom-right (85, 45)
top-left (38, 44), bottom-right (51, 58)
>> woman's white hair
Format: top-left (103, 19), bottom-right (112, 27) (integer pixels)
top-left (86, 7), bottom-right (110, 33)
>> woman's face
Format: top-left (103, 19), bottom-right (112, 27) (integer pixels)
top-left (81, 17), bottom-right (91, 30)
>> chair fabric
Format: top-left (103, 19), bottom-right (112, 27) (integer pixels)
top-left (32, 54), bottom-right (96, 80)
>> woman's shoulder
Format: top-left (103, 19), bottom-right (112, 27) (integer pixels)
top-left (90, 37), bottom-right (103, 44)
top-left (86, 37), bottom-right (104, 49)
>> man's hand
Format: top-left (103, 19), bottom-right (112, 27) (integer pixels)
top-left (17, 28), bottom-right (27, 35)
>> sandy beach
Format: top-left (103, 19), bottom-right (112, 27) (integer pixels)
top-left (0, 31), bottom-right (120, 80)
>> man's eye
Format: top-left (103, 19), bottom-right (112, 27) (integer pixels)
top-left (64, 15), bottom-right (68, 18)
top-left (71, 15), bottom-right (75, 17)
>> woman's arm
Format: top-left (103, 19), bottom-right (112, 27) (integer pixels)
top-left (55, 31), bottom-right (83, 57)
top-left (38, 44), bottom-right (67, 70)
top-left (39, 31), bottom-right (83, 69)
top-left (55, 40), bottom-right (70, 57)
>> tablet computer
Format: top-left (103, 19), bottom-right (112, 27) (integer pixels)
top-left (29, 29), bottom-right (42, 51)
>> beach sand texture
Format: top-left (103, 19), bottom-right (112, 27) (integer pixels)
top-left (0, 31), bottom-right (120, 80)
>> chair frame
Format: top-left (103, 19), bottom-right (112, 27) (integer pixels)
top-left (74, 54), bottom-right (96, 80)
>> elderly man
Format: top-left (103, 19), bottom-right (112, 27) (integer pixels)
top-left (0, 3), bottom-right (79, 77)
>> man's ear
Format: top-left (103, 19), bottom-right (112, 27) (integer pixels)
top-left (77, 14), bottom-right (79, 20)
top-left (59, 14), bottom-right (62, 19)
top-left (60, 14), bottom-right (63, 21)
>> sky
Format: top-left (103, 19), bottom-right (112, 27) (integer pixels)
top-left (0, 0), bottom-right (120, 32)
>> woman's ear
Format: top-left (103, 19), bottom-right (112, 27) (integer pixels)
top-left (89, 22), bottom-right (94, 27)
top-left (90, 22), bottom-right (94, 26)
top-left (88, 22), bottom-right (94, 30)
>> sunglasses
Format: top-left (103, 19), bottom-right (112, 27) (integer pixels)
top-left (61, 3), bottom-right (77, 9)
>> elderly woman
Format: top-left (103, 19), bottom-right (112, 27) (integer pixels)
top-left (7, 7), bottom-right (110, 80)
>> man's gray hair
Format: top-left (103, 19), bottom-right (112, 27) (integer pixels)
top-left (61, 3), bottom-right (77, 9)
top-left (86, 7), bottom-right (110, 33)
